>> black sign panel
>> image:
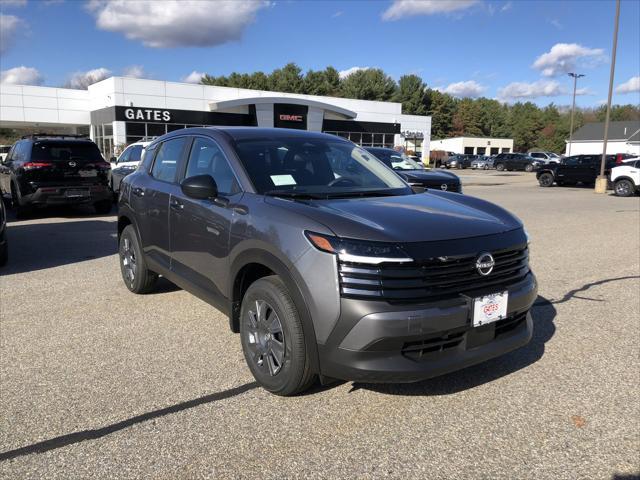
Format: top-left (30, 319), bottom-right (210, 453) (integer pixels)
top-left (91, 106), bottom-right (257, 127)
top-left (274, 104), bottom-right (308, 130)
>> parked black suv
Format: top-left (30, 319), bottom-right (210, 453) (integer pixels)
top-left (494, 153), bottom-right (541, 172)
top-left (118, 128), bottom-right (537, 395)
top-left (364, 147), bottom-right (461, 192)
top-left (537, 154), bottom-right (622, 187)
top-left (0, 134), bottom-right (112, 217)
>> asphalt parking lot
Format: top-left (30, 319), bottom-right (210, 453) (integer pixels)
top-left (1, 170), bottom-right (639, 479)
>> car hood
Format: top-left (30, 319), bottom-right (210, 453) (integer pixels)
top-left (265, 191), bottom-right (522, 243)
top-left (398, 170), bottom-right (460, 183)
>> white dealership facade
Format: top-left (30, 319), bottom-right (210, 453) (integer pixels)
top-left (430, 136), bottom-right (514, 156)
top-left (1, 76), bottom-right (431, 158)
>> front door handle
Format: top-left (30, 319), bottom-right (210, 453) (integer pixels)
top-left (132, 187), bottom-right (145, 197)
top-left (170, 198), bottom-right (184, 210)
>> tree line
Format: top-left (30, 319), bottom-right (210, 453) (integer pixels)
top-left (202, 63), bottom-right (640, 153)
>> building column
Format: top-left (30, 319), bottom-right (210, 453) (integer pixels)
top-left (113, 121), bottom-right (127, 150)
top-left (307, 107), bottom-right (324, 132)
top-left (255, 104), bottom-right (274, 128)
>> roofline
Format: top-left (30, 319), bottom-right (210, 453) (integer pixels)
top-left (208, 96), bottom-right (357, 119)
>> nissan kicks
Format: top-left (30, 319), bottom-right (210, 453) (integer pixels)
top-left (118, 128), bottom-right (537, 395)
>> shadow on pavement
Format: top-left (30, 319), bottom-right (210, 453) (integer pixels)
top-left (0, 217), bottom-right (117, 275)
top-left (0, 382), bottom-right (258, 462)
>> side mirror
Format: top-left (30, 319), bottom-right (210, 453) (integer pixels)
top-left (181, 174), bottom-right (218, 200)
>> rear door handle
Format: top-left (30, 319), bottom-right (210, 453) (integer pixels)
top-left (170, 198), bottom-right (184, 210)
top-left (132, 187), bottom-right (145, 197)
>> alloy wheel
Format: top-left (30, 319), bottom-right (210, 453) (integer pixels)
top-left (121, 237), bottom-right (137, 285)
top-left (245, 299), bottom-right (285, 376)
top-left (615, 180), bottom-right (632, 196)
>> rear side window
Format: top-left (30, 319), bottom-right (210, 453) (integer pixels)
top-left (185, 137), bottom-right (239, 195)
top-left (151, 137), bottom-right (187, 183)
top-left (31, 141), bottom-right (103, 163)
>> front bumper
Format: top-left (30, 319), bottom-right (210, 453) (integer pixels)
top-left (318, 272), bottom-right (537, 383)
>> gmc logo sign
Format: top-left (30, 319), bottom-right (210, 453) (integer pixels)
top-left (279, 114), bottom-right (303, 122)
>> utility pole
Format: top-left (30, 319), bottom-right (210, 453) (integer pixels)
top-left (567, 73), bottom-right (585, 157)
top-left (595, 0), bottom-right (621, 194)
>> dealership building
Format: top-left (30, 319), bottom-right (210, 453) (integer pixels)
top-left (0, 76), bottom-right (431, 158)
top-left (430, 136), bottom-right (514, 155)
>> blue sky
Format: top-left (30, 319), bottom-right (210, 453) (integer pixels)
top-left (1, 0), bottom-right (639, 107)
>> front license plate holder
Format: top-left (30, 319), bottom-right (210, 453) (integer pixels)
top-left (472, 291), bottom-right (508, 327)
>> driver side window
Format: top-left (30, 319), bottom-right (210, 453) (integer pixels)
top-left (185, 137), bottom-right (239, 195)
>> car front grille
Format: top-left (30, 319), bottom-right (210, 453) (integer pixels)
top-left (400, 311), bottom-right (528, 361)
top-left (339, 246), bottom-right (529, 304)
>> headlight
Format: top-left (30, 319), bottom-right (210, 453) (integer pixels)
top-left (305, 232), bottom-right (413, 264)
top-left (524, 228), bottom-right (531, 245)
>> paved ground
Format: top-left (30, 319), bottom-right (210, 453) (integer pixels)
top-left (1, 171), bottom-right (639, 479)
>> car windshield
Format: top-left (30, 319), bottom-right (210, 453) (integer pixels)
top-left (234, 137), bottom-right (409, 197)
top-left (389, 152), bottom-right (424, 170)
top-left (31, 141), bottom-right (103, 163)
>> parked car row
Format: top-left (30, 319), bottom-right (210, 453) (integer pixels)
top-left (536, 154), bottom-right (639, 195)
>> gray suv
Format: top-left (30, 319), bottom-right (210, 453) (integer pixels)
top-left (118, 128), bottom-right (537, 395)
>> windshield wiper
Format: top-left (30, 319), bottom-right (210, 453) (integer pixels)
top-left (264, 190), bottom-right (325, 199)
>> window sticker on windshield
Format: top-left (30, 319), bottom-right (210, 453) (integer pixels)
top-left (270, 174), bottom-right (296, 186)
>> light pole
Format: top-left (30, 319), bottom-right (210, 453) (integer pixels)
top-left (595, 0), bottom-right (621, 194)
top-left (567, 72), bottom-right (585, 157)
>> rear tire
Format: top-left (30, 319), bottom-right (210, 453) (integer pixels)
top-left (496, 163), bottom-right (505, 171)
top-left (119, 225), bottom-right (158, 293)
top-left (11, 185), bottom-right (32, 219)
top-left (240, 275), bottom-right (315, 396)
top-left (538, 172), bottom-right (554, 187)
top-left (94, 200), bottom-right (112, 215)
top-left (525, 164), bottom-right (534, 172)
top-left (614, 179), bottom-right (635, 197)
top-left (0, 236), bottom-right (7, 267)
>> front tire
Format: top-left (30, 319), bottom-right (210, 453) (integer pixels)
top-left (525, 164), bottom-right (534, 172)
top-left (119, 225), bottom-right (158, 293)
top-left (538, 172), bottom-right (554, 187)
top-left (240, 276), bottom-right (315, 396)
top-left (614, 179), bottom-right (635, 197)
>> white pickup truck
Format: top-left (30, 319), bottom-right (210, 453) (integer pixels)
top-left (610, 158), bottom-right (640, 197)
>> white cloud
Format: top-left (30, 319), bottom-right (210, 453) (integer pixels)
top-left (338, 66), bottom-right (371, 79)
top-left (532, 43), bottom-right (605, 77)
top-left (498, 80), bottom-right (567, 100)
top-left (437, 80), bottom-right (486, 98)
top-left (122, 65), bottom-right (146, 79)
top-left (1, 66), bottom-right (43, 85)
top-left (64, 67), bottom-right (111, 89)
top-left (0, 14), bottom-right (23, 54)
top-left (501, 2), bottom-right (512, 12)
top-left (332, 10), bottom-right (343, 18)
top-left (0, 0), bottom-right (27, 7)
top-left (382, 0), bottom-right (479, 21)
top-left (87, 0), bottom-right (269, 48)
top-left (182, 71), bottom-right (205, 84)
top-left (615, 76), bottom-right (640, 94)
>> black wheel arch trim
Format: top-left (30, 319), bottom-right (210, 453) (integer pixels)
top-left (229, 248), bottom-right (321, 375)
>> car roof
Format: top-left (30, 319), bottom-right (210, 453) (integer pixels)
top-left (180, 127), bottom-right (349, 142)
